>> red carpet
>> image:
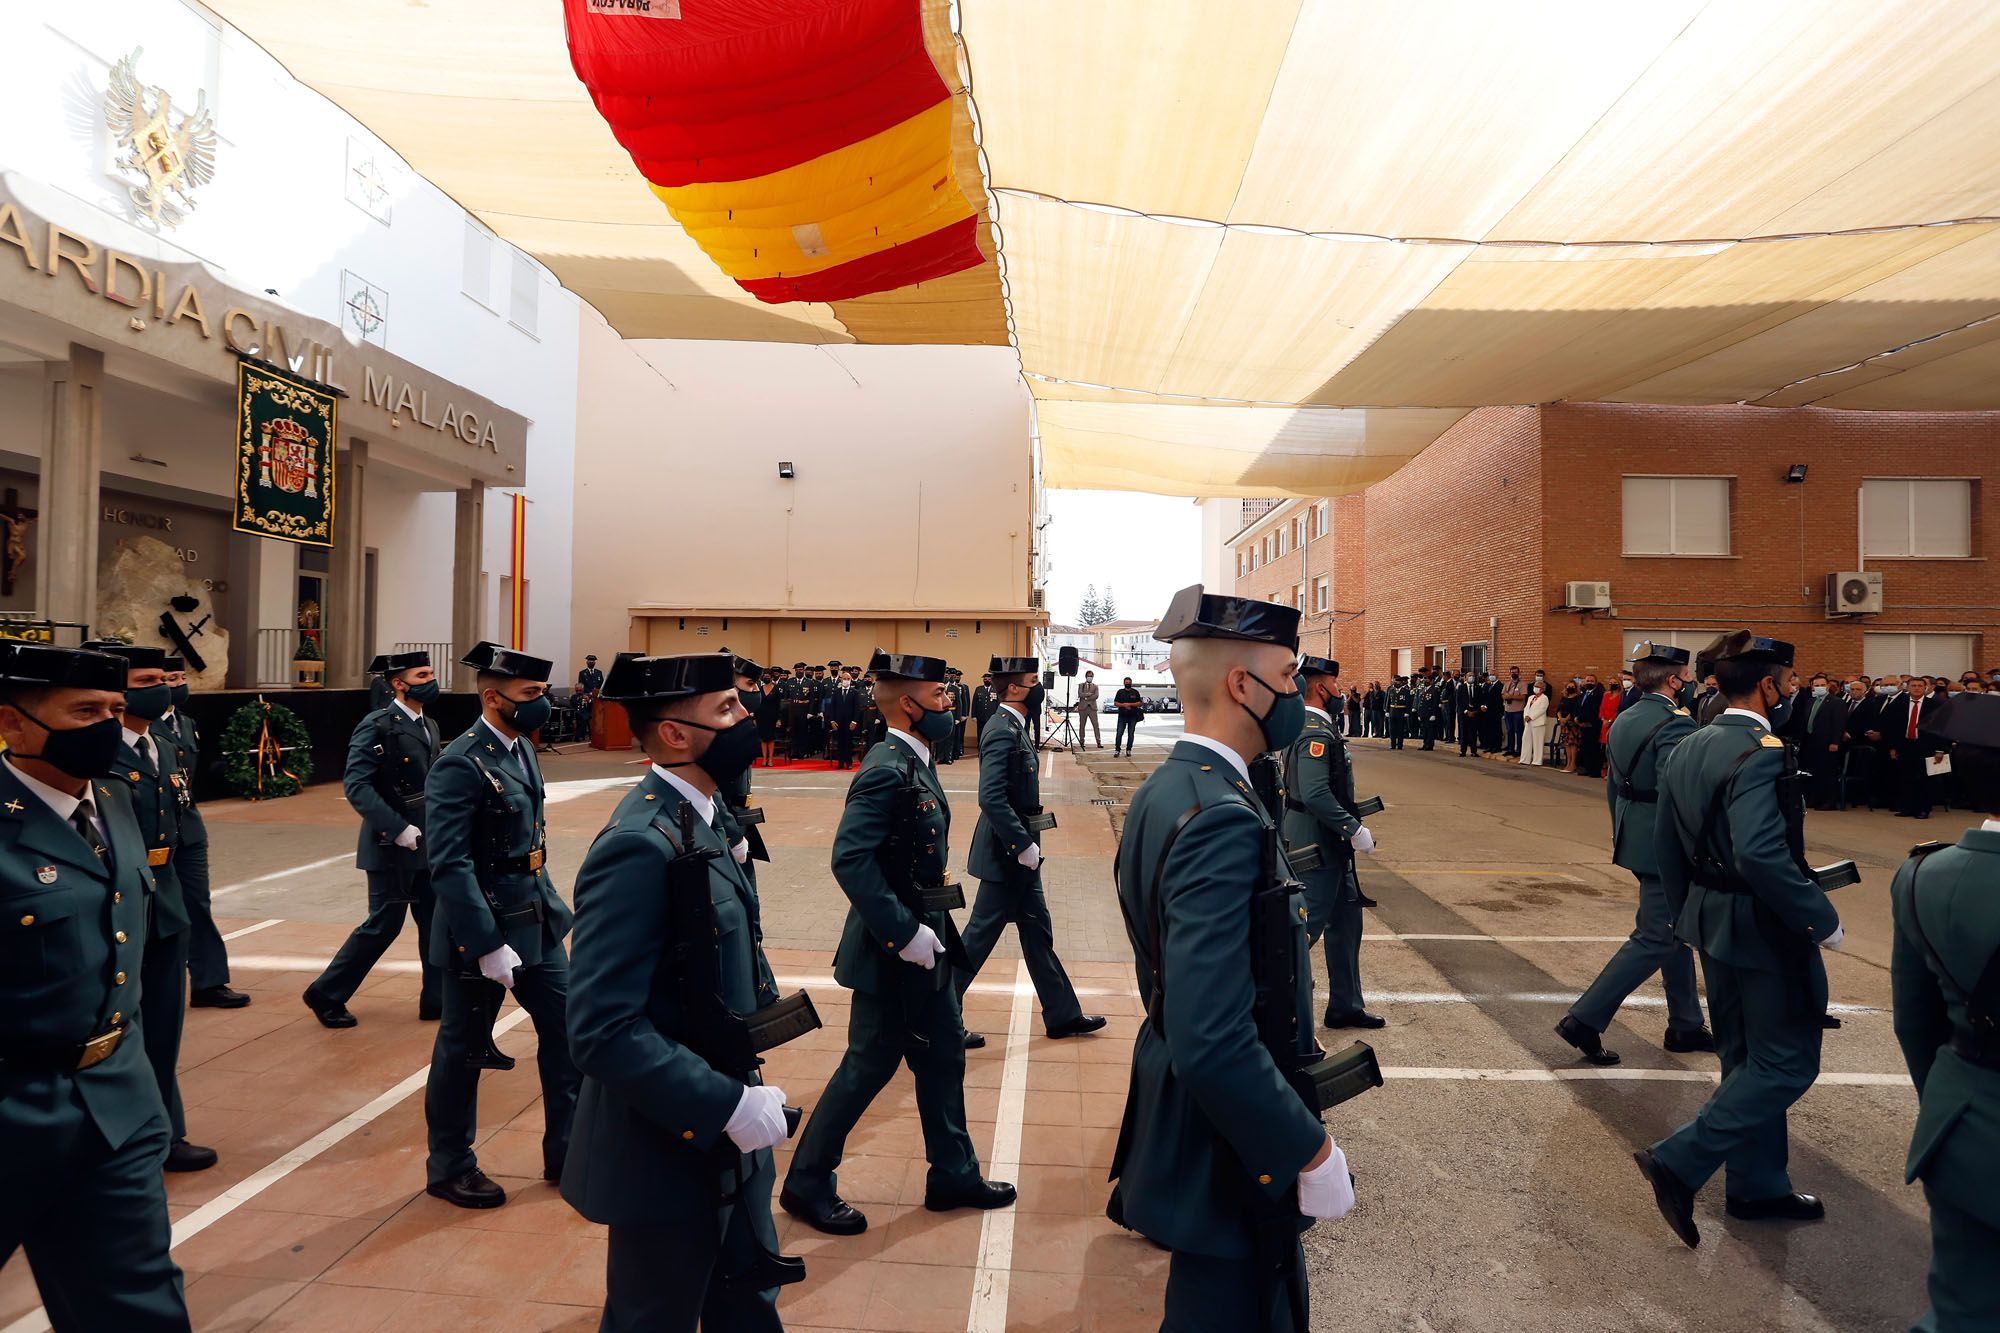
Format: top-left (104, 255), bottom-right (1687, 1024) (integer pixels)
top-left (755, 757), bottom-right (847, 773)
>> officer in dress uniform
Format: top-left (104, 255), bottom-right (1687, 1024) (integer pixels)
top-left (1109, 588), bottom-right (1355, 1330)
top-left (88, 641), bottom-right (215, 1173)
top-left (936, 669), bottom-right (963, 765)
top-left (422, 642), bottom-right (582, 1209)
top-left (0, 643), bottom-right (190, 1332)
top-left (1282, 657), bottom-right (1384, 1031)
top-left (564, 653), bottom-right (812, 1332)
top-left (304, 650), bottom-right (444, 1028)
top-left (367, 655), bottom-right (395, 711)
top-left (783, 664), bottom-right (810, 760)
top-left (1385, 677), bottom-right (1411, 749)
top-left (781, 650), bottom-right (1014, 1235)
top-left (1889, 693), bottom-right (2000, 1333)
top-left (157, 655), bottom-right (245, 1010)
top-left (972, 673), bottom-right (997, 746)
top-left (827, 665), bottom-right (864, 770)
top-left (575, 654), bottom-right (605, 737)
top-left (955, 656), bottom-right (1104, 1052)
top-left (1415, 671), bottom-right (1439, 751)
top-left (1557, 643), bottom-right (1713, 1066)
top-left (1634, 632), bottom-right (1841, 1247)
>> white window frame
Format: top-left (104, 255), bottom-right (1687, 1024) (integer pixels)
top-left (1622, 475), bottom-right (1732, 556)
top-left (462, 218), bottom-right (496, 310)
top-left (1620, 629), bottom-right (1708, 661)
top-left (1864, 632), bottom-right (1975, 680)
top-left (1294, 515), bottom-right (1308, 548)
top-left (509, 252), bottom-right (540, 337)
top-left (1314, 577), bottom-right (1329, 613)
top-left (1314, 502), bottom-right (1329, 539)
top-left (1861, 478), bottom-right (1974, 559)
top-left (1294, 583), bottom-right (1306, 612)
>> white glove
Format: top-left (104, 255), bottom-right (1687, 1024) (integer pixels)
top-left (1017, 843), bottom-right (1043, 870)
top-left (1820, 925), bottom-right (1845, 952)
top-left (723, 1084), bottom-right (790, 1152)
top-left (898, 923), bottom-right (945, 969)
top-left (1297, 1137), bottom-right (1356, 1220)
top-left (478, 944), bottom-right (523, 989)
top-left (394, 825), bottom-right (421, 851)
top-left (1349, 826), bottom-right (1375, 854)
top-left (732, 838), bottom-right (750, 865)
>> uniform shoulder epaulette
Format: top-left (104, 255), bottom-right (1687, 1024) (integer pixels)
top-left (1758, 734), bottom-right (1784, 748)
top-left (1908, 840), bottom-right (1951, 860)
top-left (1672, 707), bottom-right (1690, 716)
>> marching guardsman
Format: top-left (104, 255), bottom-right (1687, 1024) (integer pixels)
top-left (1889, 692), bottom-right (2000, 1332)
top-left (1109, 588), bottom-right (1357, 1329)
top-left (1634, 632), bottom-right (1839, 1247)
top-left (157, 655), bottom-right (245, 1010)
top-left (716, 652), bottom-right (781, 1007)
top-left (367, 654), bottom-right (394, 711)
top-left (564, 653), bottom-right (814, 1331)
top-left (781, 650), bottom-right (1014, 1235)
top-left (1282, 656), bottom-right (1384, 1031)
top-left (955, 655), bottom-right (1104, 1051)
top-left (1385, 677), bottom-right (1411, 749)
top-left (89, 641), bottom-right (215, 1173)
top-left (304, 650), bottom-right (444, 1029)
top-left (422, 642), bottom-right (581, 1209)
top-left (1559, 642), bottom-right (1711, 1066)
top-left (0, 643), bottom-right (190, 1331)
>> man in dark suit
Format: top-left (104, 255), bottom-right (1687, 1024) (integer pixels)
top-left (1794, 674), bottom-right (1850, 810)
top-left (1879, 676), bottom-right (1947, 818)
top-left (1479, 673), bottom-right (1507, 753)
top-left (1575, 676), bottom-right (1607, 777)
top-left (1457, 674), bottom-right (1481, 756)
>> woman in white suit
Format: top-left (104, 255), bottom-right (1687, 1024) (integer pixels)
top-left (1519, 680), bottom-right (1552, 766)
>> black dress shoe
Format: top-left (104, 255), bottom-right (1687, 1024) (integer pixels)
top-left (1726, 1192), bottom-right (1824, 1222)
top-left (780, 1189), bottom-right (868, 1235)
top-left (1664, 1026), bottom-right (1716, 1054)
top-left (1632, 1150), bottom-right (1699, 1248)
top-left (962, 1030), bottom-right (987, 1050)
top-left (190, 985), bottom-right (251, 1009)
top-left (164, 1138), bottom-right (218, 1172)
top-left (1354, 893), bottom-right (1380, 908)
top-left (1046, 1014), bottom-right (1107, 1038)
top-left (1555, 1015), bottom-right (1620, 1066)
top-left (302, 987), bottom-right (357, 1029)
top-left (1324, 1009), bottom-right (1387, 1030)
top-left (418, 1002), bottom-right (443, 1022)
top-left (923, 1178), bottom-right (1016, 1213)
top-left (543, 1159), bottom-right (565, 1184)
top-left (427, 1168), bottom-right (507, 1210)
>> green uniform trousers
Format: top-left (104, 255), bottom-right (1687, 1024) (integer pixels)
top-left (139, 928), bottom-right (189, 1141)
top-left (1650, 954), bottom-right (1821, 1201)
top-left (424, 960), bottom-right (580, 1184)
top-left (179, 839), bottom-right (231, 991)
top-left (313, 870), bottom-right (441, 1012)
top-left (1315, 894), bottom-right (1363, 1017)
top-left (957, 873), bottom-right (1083, 1028)
top-left (1568, 872), bottom-right (1703, 1034)
top-left (600, 1151), bottom-right (783, 1333)
top-left (786, 987), bottom-right (980, 1204)
top-left (1, 1089), bottom-right (187, 1331)
top-left (1914, 1185), bottom-right (2000, 1333)
top-left (1162, 1241), bottom-right (1305, 1332)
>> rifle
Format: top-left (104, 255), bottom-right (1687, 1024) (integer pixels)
top-left (658, 799), bottom-right (819, 1292)
top-left (882, 753), bottom-right (964, 1050)
top-left (1008, 728), bottom-right (1058, 835)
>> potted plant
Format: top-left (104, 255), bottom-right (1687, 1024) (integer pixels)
top-left (292, 601), bottom-right (325, 686)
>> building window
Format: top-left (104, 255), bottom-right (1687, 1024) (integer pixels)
top-left (509, 253), bottom-right (540, 336)
top-left (1622, 476), bottom-right (1730, 555)
top-left (1393, 647), bottom-right (1413, 677)
top-left (1294, 583), bottom-right (1306, 612)
top-left (1862, 479), bottom-right (1972, 558)
top-left (1459, 642), bottom-right (1487, 675)
top-left (1620, 629), bottom-right (1706, 660)
top-left (1864, 632), bottom-right (1975, 679)
top-left (1295, 515), bottom-right (1307, 548)
top-left (1236, 549), bottom-right (1248, 577)
top-left (1314, 577), bottom-right (1329, 613)
top-left (463, 218), bottom-right (495, 309)
top-left (1314, 502), bottom-right (1329, 539)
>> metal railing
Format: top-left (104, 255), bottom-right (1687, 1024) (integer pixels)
top-left (254, 628), bottom-right (297, 686)
top-left (394, 641), bottom-right (453, 669)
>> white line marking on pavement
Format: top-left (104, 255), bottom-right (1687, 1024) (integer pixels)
top-left (209, 853), bottom-right (350, 899)
top-left (543, 775), bottom-right (642, 805)
top-left (219, 918), bottom-right (282, 941)
top-left (1041, 749), bottom-right (1055, 782)
top-left (1363, 934), bottom-right (1631, 943)
top-left (967, 960), bottom-right (1033, 1333)
top-left (2, 1008), bottom-right (535, 1333)
top-left (1384, 1066), bottom-right (1909, 1087)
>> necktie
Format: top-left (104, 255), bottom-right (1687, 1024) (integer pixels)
top-left (136, 735), bottom-right (154, 772)
top-left (1908, 703), bottom-right (1920, 741)
top-left (70, 802), bottom-right (107, 861)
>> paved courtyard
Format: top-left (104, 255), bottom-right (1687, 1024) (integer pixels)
top-left (0, 727), bottom-right (1944, 1332)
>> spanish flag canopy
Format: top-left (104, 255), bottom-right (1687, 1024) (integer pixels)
top-left (564, 0), bottom-right (983, 305)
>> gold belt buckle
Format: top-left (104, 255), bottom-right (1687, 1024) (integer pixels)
top-left (77, 1026), bottom-right (124, 1070)
top-left (146, 847), bottom-right (172, 867)
top-left (526, 847), bottom-right (545, 872)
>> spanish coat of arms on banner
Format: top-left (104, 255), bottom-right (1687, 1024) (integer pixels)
top-left (233, 360), bottom-right (337, 547)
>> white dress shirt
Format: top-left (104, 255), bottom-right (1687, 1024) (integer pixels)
top-left (7, 757), bottom-right (107, 846)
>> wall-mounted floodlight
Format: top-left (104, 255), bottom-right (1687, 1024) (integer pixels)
top-left (1784, 463), bottom-right (1808, 483)
top-left (778, 462), bottom-right (796, 479)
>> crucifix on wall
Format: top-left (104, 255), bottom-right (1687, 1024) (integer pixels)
top-left (0, 489), bottom-right (36, 597)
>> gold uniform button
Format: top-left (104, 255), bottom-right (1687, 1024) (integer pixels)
top-left (112, 1011), bottom-right (122, 1024)
top-left (115, 971), bottom-right (127, 985)
top-left (116, 930), bottom-right (128, 943)
top-left (1257, 1173), bottom-right (1273, 1185)
top-left (113, 892), bottom-right (122, 903)
top-left (18, 914), bottom-right (33, 926)
top-left (681, 1129), bottom-right (695, 1141)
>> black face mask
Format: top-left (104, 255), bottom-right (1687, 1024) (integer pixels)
top-left (669, 714), bottom-right (760, 787)
top-left (1022, 683), bottom-right (1046, 714)
top-left (15, 709), bottom-right (126, 780)
top-left (404, 679), bottom-right (441, 705)
top-left (168, 683), bottom-right (191, 709)
top-left (123, 683), bottom-right (172, 721)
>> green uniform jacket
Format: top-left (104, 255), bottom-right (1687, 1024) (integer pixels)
top-left (106, 729), bottom-right (187, 939)
top-left (714, 765), bottom-right (779, 1007)
top-left (1605, 692), bottom-right (1695, 875)
top-left (562, 768), bottom-right (779, 1226)
top-left (1110, 740), bottom-right (1325, 1259)
top-left (424, 719), bottom-right (572, 969)
top-left (156, 710), bottom-right (206, 849)
top-left (830, 735), bottom-right (962, 996)
top-left (966, 706), bottom-right (1035, 882)
top-left (1279, 709), bottom-right (1361, 905)
top-left (344, 704), bottom-right (441, 874)
top-left (0, 761), bottom-right (162, 1149)
top-left (1890, 827), bottom-right (2000, 1229)
top-left (1654, 714), bottom-right (1840, 974)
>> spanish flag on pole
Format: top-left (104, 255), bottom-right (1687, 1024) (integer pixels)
top-left (509, 493), bottom-right (527, 650)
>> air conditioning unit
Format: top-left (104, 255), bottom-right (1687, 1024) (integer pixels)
top-left (1826, 571), bottom-right (1883, 616)
top-left (1564, 581), bottom-right (1612, 610)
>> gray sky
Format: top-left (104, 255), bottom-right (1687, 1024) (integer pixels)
top-left (1043, 489), bottom-right (1203, 627)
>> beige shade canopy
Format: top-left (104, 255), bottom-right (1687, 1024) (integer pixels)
top-left (209, 0), bottom-right (2000, 497)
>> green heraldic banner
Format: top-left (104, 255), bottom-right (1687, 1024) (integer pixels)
top-left (233, 358), bottom-right (336, 547)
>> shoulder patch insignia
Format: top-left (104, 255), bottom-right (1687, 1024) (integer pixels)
top-left (3, 799), bottom-right (20, 813)
top-left (1759, 735), bottom-right (1784, 748)
top-left (1309, 741), bottom-right (1326, 758)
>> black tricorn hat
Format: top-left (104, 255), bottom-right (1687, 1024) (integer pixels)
top-left (988, 656), bottom-right (1040, 676)
top-left (1708, 631), bottom-right (1795, 667)
top-left (365, 654), bottom-right (389, 675)
top-left (382, 650), bottom-right (431, 675)
top-left (0, 642), bottom-right (129, 692)
top-left (1300, 655), bottom-right (1340, 677)
top-left (161, 654), bottom-right (185, 673)
top-left (869, 649), bottom-right (948, 682)
top-left (1927, 693), bottom-right (2000, 749)
top-left (1629, 641), bottom-right (1691, 666)
top-left (460, 641), bottom-right (553, 681)
top-left (1154, 584), bottom-right (1300, 649)
top-left (727, 651), bottom-right (764, 680)
top-left (81, 640), bottom-right (168, 670)
top-left (602, 652), bottom-right (737, 704)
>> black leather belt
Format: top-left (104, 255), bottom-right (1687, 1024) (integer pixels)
top-left (480, 846), bottom-right (546, 875)
top-left (0, 1023), bottom-right (128, 1073)
top-left (1950, 1030), bottom-right (2000, 1072)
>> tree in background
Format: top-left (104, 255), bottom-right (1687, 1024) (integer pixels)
top-left (1078, 584), bottom-right (1103, 625)
top-left (1098, 586), bottom-right (1118, 621)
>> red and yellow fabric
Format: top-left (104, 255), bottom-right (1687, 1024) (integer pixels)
top-left (564, 0), bottom-right (983, 304)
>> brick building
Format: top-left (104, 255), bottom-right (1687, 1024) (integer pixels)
top-left (1221, 404), bottom-right (2000, 685)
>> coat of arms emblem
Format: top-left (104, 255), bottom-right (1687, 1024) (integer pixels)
top-left (104, 49), bottom-right (218, 228)
top-left (258, 419), bottom-right (321, 498)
